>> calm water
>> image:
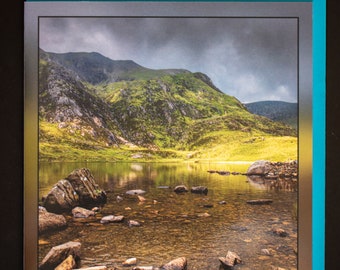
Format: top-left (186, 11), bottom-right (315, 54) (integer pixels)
top-left (39, 162), bottom-right (297, 270)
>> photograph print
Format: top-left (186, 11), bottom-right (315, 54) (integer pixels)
top-left (24, 2), bottom-right (313, 270)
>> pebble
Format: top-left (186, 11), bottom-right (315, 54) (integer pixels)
top-left (261, 249), bottom-right (271, 255)
top-left (123, 257), bottom-right (137, 266)
top-left (258, 255), bottom-right (270, 261)
top-left (197, 212), bottom-right (211, 217)
top-left (128, 220), bottom-right (141, 227)
top-left (272, 228), bottom-right (288, 237)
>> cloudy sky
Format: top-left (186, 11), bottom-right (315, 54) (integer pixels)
top-left (40, 17), bottom-right (298, 103)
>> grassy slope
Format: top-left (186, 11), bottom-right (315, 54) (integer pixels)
top-left (39, 64), bottom-right (297, 163)
top-left (39, 121), bottom-right (297, 162)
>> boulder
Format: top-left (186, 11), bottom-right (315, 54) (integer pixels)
top-left (174, 185), bottom-right (189, 193)
top-left (39, 241), bottom-right (81, 270)
top-left (161, 257), bottom-right (187, 270)
top-left (43, 179), bottom-right (79, 213)
top-left (190, 186), bottom-right (208, 195)
top-left (246, 160), bottom-right (271, 176)
top-left (38, 206), bottom-right (67, 234)
top-left (43, 168), bottom-right (107, 213)
top-left (247, 160), bottom-right (298, 179)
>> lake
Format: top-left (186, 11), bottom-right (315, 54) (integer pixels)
top-left (39, 161), bottom-right (297, 270)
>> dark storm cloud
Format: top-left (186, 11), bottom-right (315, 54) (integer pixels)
top-left (40, 17), bottom-right (298, 103)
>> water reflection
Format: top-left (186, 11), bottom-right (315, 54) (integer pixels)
top-left (39, 162), bottom-right (297, 270)
top-left (247, 175), bottom-right (298, 192)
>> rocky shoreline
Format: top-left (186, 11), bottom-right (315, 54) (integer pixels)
top-left (207, 160), bottom-right (298, 179)
top-left (39, 160), bottom-right (298, 270)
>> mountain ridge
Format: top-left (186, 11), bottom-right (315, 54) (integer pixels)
top-left (244, 100), bottom-right (297, 129)
top-left (40, 49), bottom-right (190, 85)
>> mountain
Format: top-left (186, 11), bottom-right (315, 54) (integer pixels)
top-left (39, 49), bottom-right (297, 162)
top-left (39, 50), bottom-right (128, 151)
top-left (40, 49), bottom-right (189, 85)
top-left (244, 101), bottom-right (297, 129)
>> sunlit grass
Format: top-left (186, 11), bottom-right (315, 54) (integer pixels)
top-left (39, 131), bottom-right (297, 163)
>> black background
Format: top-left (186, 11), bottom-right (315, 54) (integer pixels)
top-left (0, 0), bottom-right (339, 269)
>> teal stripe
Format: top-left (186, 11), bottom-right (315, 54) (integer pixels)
top-left (312, 0), bottom-right (326, 269)
top-left (26, 0), bottom-right (313, 2)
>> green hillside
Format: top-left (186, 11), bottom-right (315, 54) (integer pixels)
top-left (38, 50), bottom-right (297, 162)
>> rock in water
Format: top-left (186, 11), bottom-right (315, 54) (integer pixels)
top-left (246, 160), bottom-right (271, 175)
top-left (66, 168), bottom-right (107, 205)
top-left (246, 199), bottom-right (273, 205)
top-left (219, 251), bottom-right (241, 269)
top-left (190, 186), bottom-right (208, 195)
top-left (126, 189), bottom-right (146, 195)
top-left (272, 228), bottom-right (288, 237)
top-left (161, 257), bottom-right (187, 270)
top-left (72, 206), bottom-right (96, 218)
top-left (39, 206), bottom-right (67, 234)
top-left (100, 215), bottom-right (125, 224)
top-left (43, 168), bottom-right (107, 213)
top-left (39, 241), bottom-right (81, 270)
top-left (128, 220), bottom-right (141, 227)
top-left (123, 257), bottom-right (137, 266)
top-left (174, 185), bottom-right (189, 193)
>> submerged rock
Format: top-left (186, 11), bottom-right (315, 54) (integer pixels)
top-left (191, 186), bottom-right (208, 195)
top-left (230, 225), bottom-right (248, 232)
top-left (272, 228), bottom-right (288, 237)
top-left (219, 251), bottom-right (242, 269)
top-left (246, 199), bottom-right (273, 205)
top-left (197, 212), bottom-right (211, 218)
top-left (161, 257), bottom-right (187, 270)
